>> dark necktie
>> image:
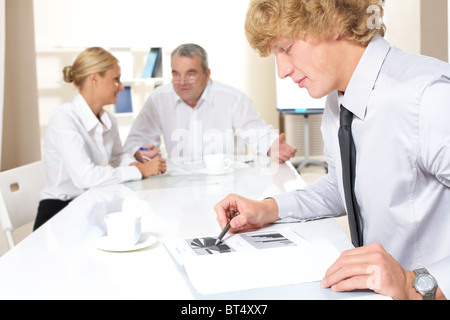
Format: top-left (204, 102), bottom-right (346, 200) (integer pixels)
top-left (338, 105), bottom-right (363, 247)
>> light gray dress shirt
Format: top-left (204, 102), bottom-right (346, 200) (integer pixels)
top-left (273, 35), bottom-right (450, 297)
top-left (124, 80), bottom-right (277, 161)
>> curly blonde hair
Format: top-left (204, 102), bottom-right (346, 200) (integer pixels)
top-left (245, 0), bottom-right (386, 57)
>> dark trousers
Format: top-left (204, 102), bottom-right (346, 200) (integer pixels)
top-left (33, 199), bottom-right (72, 231)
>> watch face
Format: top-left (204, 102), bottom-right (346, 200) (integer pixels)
top-left (417, 274), bottom-right (435, 291)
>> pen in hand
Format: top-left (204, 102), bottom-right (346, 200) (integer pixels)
top-left (139, 147), bottom-right (168, 161)
top-left (214, 213), bottom-right (239, 246)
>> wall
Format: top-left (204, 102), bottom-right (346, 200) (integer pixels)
top-left (420, 0), bottom-right (448, 61)
top-left (0, 0), bottom-right (4, 168)
top-left (1, 0), bottom-right (41, 171)
top-left (384, 0), bottom-right (448, 61)
top-left (384, 0), bottom-right (422, 54)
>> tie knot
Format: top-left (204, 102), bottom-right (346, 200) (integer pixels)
top-left (340, 105), bottom-right (353, 127)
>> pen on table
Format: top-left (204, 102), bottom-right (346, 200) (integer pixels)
top-left (214, 213), bottom-right (239, 246)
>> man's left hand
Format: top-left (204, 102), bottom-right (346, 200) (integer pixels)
top-left (269, 133), bottom-right (297, 163)
top-left (320, 243), bottom-right (421, 300)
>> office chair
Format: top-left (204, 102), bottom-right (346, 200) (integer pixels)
top-left (0, 161), bottom-right (46, 249)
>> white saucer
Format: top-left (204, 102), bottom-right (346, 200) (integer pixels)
top-left (199, 168), bottom-right (234, 176)
top-left (95, 233), bottom-right (157, 252)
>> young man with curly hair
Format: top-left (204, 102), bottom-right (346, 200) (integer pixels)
top-left (215, 0), bottom-right (449, 300)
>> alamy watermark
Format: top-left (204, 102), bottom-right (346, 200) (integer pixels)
top-left (367, 4), bottom-right (383, 30)
top-left (366, 265), bottom-right (382, 291)
top-left (166, 125), bottom-right (281, 174)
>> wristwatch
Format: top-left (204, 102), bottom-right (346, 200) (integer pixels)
top-left (413, 268), bottom-right (437, 300)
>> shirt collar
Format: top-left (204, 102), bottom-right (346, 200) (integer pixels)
top-left (341, 34), bottom-right (391, 120)
top-left (73, 94), bottom-right (111, 132)
top-left (173, 79), bottom-right (214, 109)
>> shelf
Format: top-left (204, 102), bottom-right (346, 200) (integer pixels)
top-left (35, 45), bottom-right (170, 124)
top-left (121, 77), bottom-right (165, 86)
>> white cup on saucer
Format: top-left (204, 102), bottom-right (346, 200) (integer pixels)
top-left (104, 212), bottom-right (142, 247)
top-left (204, 154), bottom-right (231, 174)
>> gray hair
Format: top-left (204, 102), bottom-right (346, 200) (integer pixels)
top-left (171, 43), bottom-right (209, 72)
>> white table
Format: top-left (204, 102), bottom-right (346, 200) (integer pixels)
top-left (0, 158), bottom-right (382, 300)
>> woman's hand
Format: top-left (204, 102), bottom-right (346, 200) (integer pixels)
top-left (134, 158), bottom-right (166, 178)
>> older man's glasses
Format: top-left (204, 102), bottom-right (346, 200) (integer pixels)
top-left (172, 71), bottom-right (200, 84)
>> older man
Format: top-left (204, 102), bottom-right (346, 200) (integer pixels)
top-left (124, 43), bottom-right (296, 163)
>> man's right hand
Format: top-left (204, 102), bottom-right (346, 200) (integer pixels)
top-left (214, 194), bottom-right (280, 233)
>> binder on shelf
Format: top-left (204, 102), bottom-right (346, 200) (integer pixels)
top-left (141, 47), bottom-right (162, 78)
top-left (114, 86), bottom-right (133, 113)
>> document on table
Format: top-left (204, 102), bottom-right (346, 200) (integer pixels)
top-left (163, 228), bottom-right (340, 294)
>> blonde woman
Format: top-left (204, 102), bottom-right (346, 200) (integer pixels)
top-left (34, 47), bottom-right (166, 230)
top-left (215, 0), bottom-right (450, 299)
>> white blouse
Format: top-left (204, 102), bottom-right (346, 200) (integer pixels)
top-left (40, 94), bottom-right (142, 201)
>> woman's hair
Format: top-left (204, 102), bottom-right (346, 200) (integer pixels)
top-left (63, 47), bottom-right (118, 89)
top-left (245, 0), bottom-right (386, 57)
top-left (171, 43), bottom-right (209, 72)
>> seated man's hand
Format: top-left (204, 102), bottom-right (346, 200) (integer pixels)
top-left (268, 133), bottom-right (297, 163)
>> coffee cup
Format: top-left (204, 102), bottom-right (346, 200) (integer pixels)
top-left (104, 212), bottom-right (141, 247)
top-left (204, 154), bottom-right (231, 173)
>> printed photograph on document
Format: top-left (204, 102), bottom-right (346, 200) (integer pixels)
top-left (186, 229), bottom-right (302, 256)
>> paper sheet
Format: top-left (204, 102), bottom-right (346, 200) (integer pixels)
top-left (164, 228), bottom-right (340, 294)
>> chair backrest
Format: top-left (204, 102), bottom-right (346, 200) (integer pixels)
top-left (0, 161), bottom-right (46, 237)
